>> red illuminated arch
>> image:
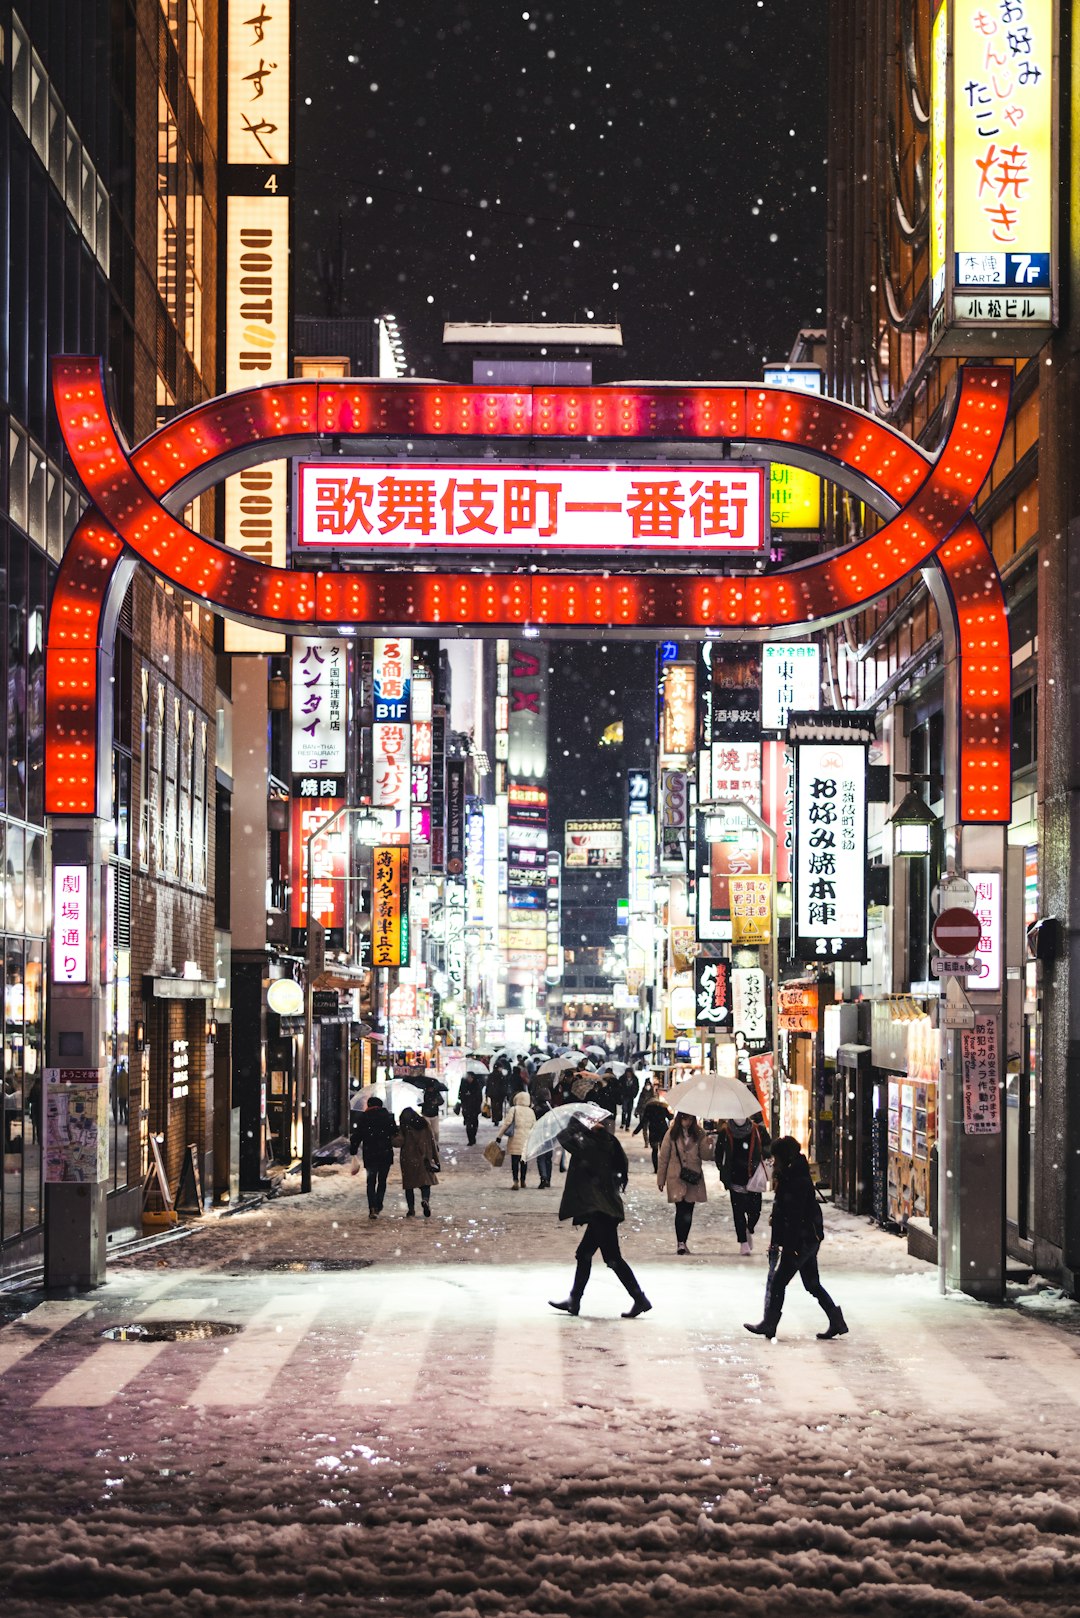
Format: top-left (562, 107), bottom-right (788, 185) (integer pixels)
top-left (48, 358), bottom-right (1012, 821)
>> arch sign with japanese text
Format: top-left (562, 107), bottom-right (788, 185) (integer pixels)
top-left (48, 358), bottom-right (1011, 826)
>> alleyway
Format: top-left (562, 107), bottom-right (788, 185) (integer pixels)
top-left (2, 1121), bottom-right (1079, 1616)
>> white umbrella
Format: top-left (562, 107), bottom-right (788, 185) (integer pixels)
top-left (605, 1060), bottom-right (629, 1076)
top-left (523, 1102), bottom-right (612, 1160)
top-left (559, 1047), bottom-right (587, 1061)
top-left (465, 1059), bottom-right (488, 1076)
top-left (584, 1043), bottom-right (608, 1058)
top-left (666, 1070), bottom-right (762, 1123)
top-left (490, 1049), bottom-right (526, 1067)
top-left (536, 1055), bottom-right (580, 1076)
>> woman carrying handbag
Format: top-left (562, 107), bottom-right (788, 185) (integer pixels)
top-left (656, 1111), bottom-right (709, 1254)
top-left (715, 1111), bottom-right (772, 1254)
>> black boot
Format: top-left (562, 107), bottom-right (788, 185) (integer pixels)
top-left (817, 1309), bottom-right (848, 1340)
top-left (549, 1296), bottom-right (580, 1316)
top-left (622, 1294), bottom-right (652, 1319)
top-left (744, 1319), bottom-right (777, 1340)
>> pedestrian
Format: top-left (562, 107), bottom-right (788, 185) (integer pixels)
top-left (596, 1068), bottom-right (621, 1121)
top-left (656, 1111), bottom-right (708, 1254)
top-left (457, 1070), bottom-right (484, 1145)
top-left (632, 1093), bottom-right (673, 1172)
top-left (532, 1090), bottom-right (554, 1188)
top-left (634, 1075), bottom-right (656, 1118)
top-left (715, 1111), bottom-right (772, 1254)
top-left (349, 1094), bottom-right (395, 1219)
top-left (420, 1077), bottom-right (443, 1146)
top-left (744, 1135), bottom-right (847, 1341)
top-left (486, 1064), bottom-right (508, 1126)
top-left (495, 1089), bottom-right (537, 1188)
top-left (618, 1067), bottom-right (639, 1130)
top-left (549, 1116), bottom-right (651, 1318)
top-left (393, 1105), bottom-right (440, 1218)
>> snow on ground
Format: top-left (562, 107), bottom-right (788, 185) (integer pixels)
top-left (2, 1118), bottom-right (1080, 1616)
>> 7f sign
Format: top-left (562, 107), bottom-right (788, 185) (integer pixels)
top-left (792, 739), bottom-right (868, 963)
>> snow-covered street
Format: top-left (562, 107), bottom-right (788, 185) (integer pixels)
top-left (2, 1120), bottom-right (1079, 1616)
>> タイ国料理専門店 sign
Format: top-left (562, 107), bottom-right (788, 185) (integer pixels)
top-left (295, 463), bottom-right (768, 555)
top-left (291, 638), bottom-right (347, 776)
top-left (792, 739), bottom-right (868, 963)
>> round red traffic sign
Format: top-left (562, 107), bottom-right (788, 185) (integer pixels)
top-left (932, 907), bottom-right (982, 957)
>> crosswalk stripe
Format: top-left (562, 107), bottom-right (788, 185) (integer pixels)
top-left (891, 1318), bottom-right (1007, 1414)
top-left (336, 1295), bottom-right (436, 1406)
top-left (978, 1318), bottom-right (1080, 1406)
top-left (35, 1297), bottom-right (220, 1409)
top-left (627, 1321), bottom-right (711, 1408)
top-left (488, 1278), bottom-right (564, 1411)
top-left (0, 1298), bottom-right (98, 1379)
top-left (748, 1338), bottom-right (860, 1416)
top-left (188, 1295), bottom-right (320, 1407)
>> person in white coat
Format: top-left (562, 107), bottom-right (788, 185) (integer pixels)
top-left (496, 1090), bottom-right (537, 1188)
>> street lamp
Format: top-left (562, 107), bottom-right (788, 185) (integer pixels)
top-left (887, 780), bottom-right (940, 858)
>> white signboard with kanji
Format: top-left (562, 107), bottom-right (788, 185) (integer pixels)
top-left (296, 462), bottom-right (767, 555)
top-left (792, 740), bottom-right (868, 963)
top-left (291, 639), bottom-right (347, 776)
top-left (961, 1014), bottom-right (1001, 1135)
top-left (761, 643), bottom-right (820, 732)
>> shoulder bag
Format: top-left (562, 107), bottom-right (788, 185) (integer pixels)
top-left (673, 1135), bottom-right (703, 1188)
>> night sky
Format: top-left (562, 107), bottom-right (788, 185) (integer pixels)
top-left (295, 1), bottom-right (828, 381)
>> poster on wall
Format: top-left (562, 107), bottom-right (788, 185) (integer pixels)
top-left (43, 1068), bottom-right (109, 1183)
top-left (791, 738), bottom-right (868, 963)
top-left (961, 1014), bottom-right (1001, 1135)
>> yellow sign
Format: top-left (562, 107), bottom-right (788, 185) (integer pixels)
top-left (661, 663), bottom-right (696, 759)
top-left (227, 1), bottom-right (290, 166)
top-left (372, 846), bottom-right (409, 968)
top-left (770, 463), bottom-right (821, 531)
top-left (730, 875), bottom-right (772, 945)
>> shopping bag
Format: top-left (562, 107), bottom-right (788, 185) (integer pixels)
top-left (483, 1140), bottom-right (506, 1168)
top-left (747, 1160), bottom-right (769, 1194)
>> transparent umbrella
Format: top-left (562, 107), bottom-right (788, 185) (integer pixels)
top-left (536, 1055), bottom-right (580, 1077)
top-left (465, 1059), bottom-right (488, 1076)
top-left (666, 1070), bottom-right (761, 1123)
top-left (523, 1101), bottom-right (612, 1160)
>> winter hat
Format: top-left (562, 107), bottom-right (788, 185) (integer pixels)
top-left (366, 1095), bottom-right (384, 1109)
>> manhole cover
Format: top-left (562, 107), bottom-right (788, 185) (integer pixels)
top-left (100, 1320), bottom-right (243, 1342)
top-left (225, 1258), bottom-right (375, 1273)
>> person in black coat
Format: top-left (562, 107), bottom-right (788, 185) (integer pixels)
top-left (745, 1135), bottom-right (847, 1341)
top-left (715, 1113), bottom-right (772, 1254)
top-left (618, 1069), bottom-right (639, 1130)
top-left (486, 1065), bottom-right (508, 1126)
top-left (549, 1118), bottom-right (651, 1318)
top-left (631, 1095), bottom-right (673, 1172)
top-left (457, 1072), bottom-right (484, 1145)
top-left (349, 1095), bottom-right (395, 1218)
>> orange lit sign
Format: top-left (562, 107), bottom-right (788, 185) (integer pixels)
top-left (289, 799), bottom-right (347, 931)
top-left (372, 845), bottom-right (409, 968)
top-left (47, 361), bottom-right (1012, 830)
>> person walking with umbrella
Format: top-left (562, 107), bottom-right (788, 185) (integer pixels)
top-left (715, 1110), bottom-right (772, 1255)
top-left (349, 1094), bottom-right (395, 1219)
top-left (420, 1075), bottom-right (445, 1147)
top-left (549, 1116), bottom-right (651, 1318)
top-left (495, 1089), bottom-right (537, 1188)
top-left (656, 1111), bottom-right (709, 1254)
top-left (531, 1087), bottom-right (555, 1188)
top-left (632, 1092), bottom-right (673, 1173)
top-left (393, 1104), bottom-right (440, 1218)
top-left (744, 1135), bottom-right (848, 1341)
top-left (457, 1067), bottom-right (485, 1146)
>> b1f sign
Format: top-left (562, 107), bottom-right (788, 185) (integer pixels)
top-left (53, 866), bottom-right (89, 984)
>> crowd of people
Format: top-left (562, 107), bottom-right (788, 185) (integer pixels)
top-left (346, 1051), bottom-right (846, 1342)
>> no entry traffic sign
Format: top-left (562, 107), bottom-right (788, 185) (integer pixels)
top-left (932, 907), bottom-right (982, 957)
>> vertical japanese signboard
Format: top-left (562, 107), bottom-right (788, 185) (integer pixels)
top-left (411, 671), bottom-right (432, 864)
top-left (732, 966), bottom-right (767, 1044)
top-left (966, 869), bottom-right (1003, 993)
top-left (961, 1014), bottom-right (1001, 1133)
top-left (930, 0), bottom-right (1057, 355)
top-left (792, 740), bottom-right (868, 962)
top-left (660, 767), bottom-right (689, 872)
top-left (291, 638), bottom-right (347, 777)
top-left (52, 865), bottom-right (89, 984)
top-left (628, 814), bottom-right (655, 915)
top-left (224, 0), bottom-right (291, 651)
top-left (730, 875), bottom-right (773, 945)
top-left (371, 845), bottom-right (410, 968)
top-left (694, 958), bottom-right (731, 1028)
top-left (289, 798), bottom-right (346, 930)
top-left (445, 759), bottom-right (466, 876)
top-left (763, 365), bottom-right (823, 531)
top-left (660, 663), bottom-right (696, 759)
top-left (708, 647), bottom-right (761, 744)
top-left (508, 644), bottom-right (548, 780)
top-left (546, 850), bottom-right (562, 984)
top-left (372, 638), bottom-right (412, 815)
top-left (761, 645), bottom-right (820, 733)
